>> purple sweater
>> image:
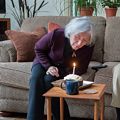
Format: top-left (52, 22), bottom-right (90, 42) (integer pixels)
top-left (33, 28), bottom-right (94, 75)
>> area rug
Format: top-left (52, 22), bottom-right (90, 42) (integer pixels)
top-left (0, 117), bottom-right (92, 120)
top-left (0, 117), bottom-right (26, 120)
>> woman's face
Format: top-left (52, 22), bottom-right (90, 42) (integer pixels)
top-left (70, 32), bottom-right (91, 50)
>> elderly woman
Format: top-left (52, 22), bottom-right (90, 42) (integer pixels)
top-left (111, 64), bottom-right (120, 120)
top-left (27, 17), bottom-right (94, 120)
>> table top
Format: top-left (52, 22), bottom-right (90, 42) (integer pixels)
top-left (43, 84), bottom-right (106, 100)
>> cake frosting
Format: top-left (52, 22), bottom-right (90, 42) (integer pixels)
top-left (64, 74), bottom-right (83, 81)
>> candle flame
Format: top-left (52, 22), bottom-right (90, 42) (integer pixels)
top-left (73, 62), bottom-right (76, 67)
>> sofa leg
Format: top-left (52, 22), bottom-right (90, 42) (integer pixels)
top-left (0, 111), bottom-right (27, 117)
top-left (0, 111), bottom-right (14, 117)
top-left (116, 108), bottom-right (120, 120)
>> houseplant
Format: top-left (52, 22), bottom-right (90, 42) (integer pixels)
top-left (74, 0), bottom-right (97, 16)
top-left (100, 0), bottom-right (120, 17)
top-left (9, 0), bottom-right (48, 27)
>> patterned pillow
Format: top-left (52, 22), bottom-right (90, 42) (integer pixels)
top-left (5, 27), bottom-right (47, 62)
top-left (48, 22), bottom-right (61, 32)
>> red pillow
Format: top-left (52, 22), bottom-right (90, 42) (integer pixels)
top-left (5, 27), bottom-right (47, 62)
top-left (48, 22), bottom-right (61, 32)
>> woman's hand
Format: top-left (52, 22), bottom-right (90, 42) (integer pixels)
top-left (46, 66), bottom-right (59, 77)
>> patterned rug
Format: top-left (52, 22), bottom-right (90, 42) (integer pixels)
top-left (0, 117), bottom-right (25, 120)
top-left (0, 116), bottom-right (92, 120)
top-left (0, 117), bottom-right (93, 120)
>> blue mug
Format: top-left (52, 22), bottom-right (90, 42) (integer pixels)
top-left (65, 80), bottom-right (79, 95)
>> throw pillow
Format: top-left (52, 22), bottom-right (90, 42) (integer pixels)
top-left (48, 22), bottom-right (61, 32)
top-left (5, 27), bottom-right (47, 62)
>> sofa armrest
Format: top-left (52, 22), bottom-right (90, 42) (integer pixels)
top-left (0, 40), bottom-right (17, 62)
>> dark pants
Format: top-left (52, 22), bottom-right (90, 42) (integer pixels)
top-left (116, 107), bottom-right (120, 120)
top-left (27, 64), bottom-right (70, 120)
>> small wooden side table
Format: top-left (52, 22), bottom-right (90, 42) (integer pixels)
top-left (43, 84), bottom-right (106, 120)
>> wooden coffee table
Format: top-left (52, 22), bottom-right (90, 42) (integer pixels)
top-left (43, 84), bottom-right (106, 120)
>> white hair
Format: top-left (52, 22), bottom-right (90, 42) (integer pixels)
top-left (64, 16), bottom-right (94, 45)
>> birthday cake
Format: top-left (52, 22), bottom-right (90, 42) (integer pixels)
top-left (64, 74), bottom-right (83, 86)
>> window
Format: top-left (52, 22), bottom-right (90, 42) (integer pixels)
top-left (0, 0), bottom-right (6, 14)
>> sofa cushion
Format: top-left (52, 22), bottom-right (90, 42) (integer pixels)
top-left (94, 62), bottom-right (119, 94)
top-left (0, 85), bottom-right (28, 113)
top-left (52, 67), bottom-right (96, 88)
top-left (0, 62), bottom-right (95, 90)
top-left (0, 86), bottom-right (113, 115)
top-left (21, 16), bottom-right (106, 62)
top-left (89, 61), bottom-right (102, 68)
top-left (21, 16), bottom-right (73, 32)
top-left (104, 17), bottom-right (120, 62)
top-left (81, 67), bottom-right (96, 82)
top-left (0, 62), bottom-right (32, 89)
top-left (90, 17), bottom-right (106, 62)
top-left (5, 27), bottom-right (47, 62)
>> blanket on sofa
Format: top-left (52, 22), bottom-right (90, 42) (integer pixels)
top-left (111, 63), bottom-right (120, 108)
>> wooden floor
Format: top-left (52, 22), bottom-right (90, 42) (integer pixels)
top-left (44, 116), bottom-right (93, 120)
top-left (0, 117), bottom-right (93, 120)
top-left (0, 112), bottom-right (93, 120)
top-left (0, 116), bottom-right (93, 120)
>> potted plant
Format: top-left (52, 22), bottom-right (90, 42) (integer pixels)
top-left (100, 0), bottom-right (120, 17)
top-left (74, 0), bottom-right (97, 16)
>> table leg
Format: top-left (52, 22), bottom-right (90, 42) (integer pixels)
top-left (100, 95), bottom-right (104, 120)
top-left (94, 100), bottom-right (99, 120)
top-left (46, 97), bottom-right (52, 120)
top-left (60, 97), bottom-right (64, 120)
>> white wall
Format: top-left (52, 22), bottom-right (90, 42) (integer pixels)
top-left (1, 0), bottom-right (120, 30)
top-left (0, 0), bottom-right (69, 30)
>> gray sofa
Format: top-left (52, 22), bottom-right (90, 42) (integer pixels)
top-left (0, 16), bottom-right (120, 120)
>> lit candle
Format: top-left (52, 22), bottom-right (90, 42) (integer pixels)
top-left (73, 62), bottom-right (76, 74)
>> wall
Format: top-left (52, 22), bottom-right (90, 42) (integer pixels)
top-left (0, 0), bottom-right (120, 30)
top-left (0, 0), bottom-right (70, 30)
